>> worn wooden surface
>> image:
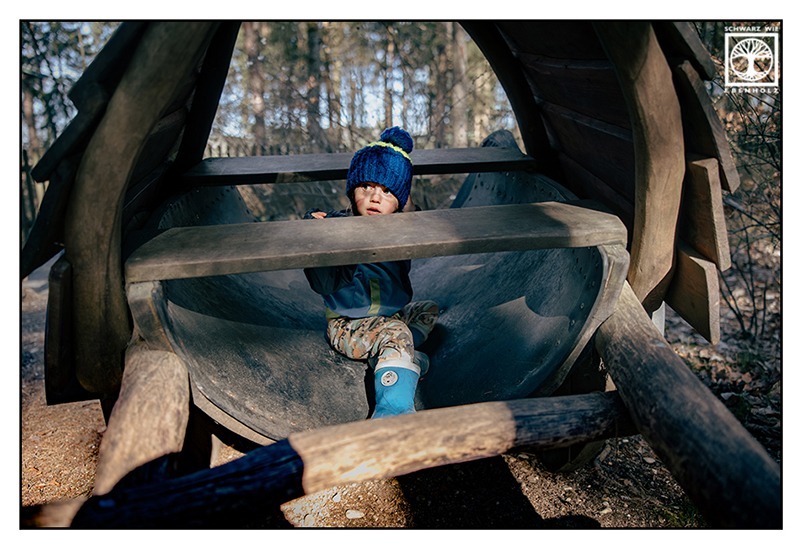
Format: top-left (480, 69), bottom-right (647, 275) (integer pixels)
top-left (539, 101), bottom-right (635, 202)
top-left (673, 60), bottom-right (740, 193)
top-left (62, 22), bottom-right (218, 395)
top-left (29, 84), bottom-right (109, 184)
top-left (183, 146), bottom-right (538, 186)
top-left (680, 157), bottom-right (731, 270)
top-left (21, 155), bottom-right (80, 279)
top-left (653, 22), bottom-right (717, 81)
top-left (665, 242), bottom-right (721, 344)
top-left (594, 22), bottom-right (686, 312)
top-left (516, 53), bottom-right (629, 129)
top-left (125, 201), bottom-right (627, 283)
top-left (92, 343), bottom-right (191, 496)
top-left (71, 392), bottom-right (631, 527)
top-left (595, 282), bottom-right (780, 528)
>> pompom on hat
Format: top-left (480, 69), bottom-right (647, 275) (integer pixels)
top-left (346, 127), bottom-right (414, 211)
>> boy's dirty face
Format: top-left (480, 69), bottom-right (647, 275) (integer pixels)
top-left (352, 182), bottom-right (400, 216)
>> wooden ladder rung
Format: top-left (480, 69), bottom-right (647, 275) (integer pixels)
top-left (125, 202), bottom-right (627, 283)
top-left (182, 147), bottom-right (538, 186)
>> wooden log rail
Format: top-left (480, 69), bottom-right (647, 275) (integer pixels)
top-left (181, 146), bottom-right (538, 186)
top-left (595, 282), bottom-right (781, 528)
top-left (125, 201), bottom-right (628, 283)
top-left (66, 391), bottom-right (635, 528)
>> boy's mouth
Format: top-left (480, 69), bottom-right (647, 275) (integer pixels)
top-left (366, 207), bottom-right (382, 215)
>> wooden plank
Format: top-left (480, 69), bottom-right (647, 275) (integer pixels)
top-left (673, 60), bottom-right (741, 193)
top-left (125, 202), bottom-right (628, 283)
top-left (70, 392), bottom-right (633, 527)
top-left (666, 242), bottom-right (721, 344)
top-left (497, 21), bottom-right (608, 60)
top-left (558, 152), bottom-right (635, 235)
top-left (539, 101), bottom-right (635, 202)
top-left (67, 22), bottom-right (148, 110)
top-left (516, 53), bottom-right (630, 129)
top-left (182, 146), bottom-right (539, 186)
top-left (63, 22), bottom-right (219, 396)
top-left (21, 155), bottom-right (80, 279)
top-left (653, 22), bottom-right (717, 81)
top-left (43, 256), bottom-right (94, 405)
top-left (595, 282), bottom-right (780, 528)
top-left (92, 343), bottom-right (190, 496)
top-left (30, 83), bottom-right (109, 183)
top-left (594, 22), bottom-right (686, 312)
top-left (130, 106), bottom-right (188, 185)
top-left (680, 157), bottom-right (732, 270)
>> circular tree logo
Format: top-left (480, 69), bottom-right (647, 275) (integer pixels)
top-left (726, 33), bottom-right (779, 87)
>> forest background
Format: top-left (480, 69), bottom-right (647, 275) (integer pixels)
top-left (19, 21), bottom-right (781, 461)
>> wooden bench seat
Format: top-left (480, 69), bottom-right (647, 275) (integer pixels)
top-left (125, 201), bottom-right (627, 283)
top-left (181, 146), bottom-right (538, 185)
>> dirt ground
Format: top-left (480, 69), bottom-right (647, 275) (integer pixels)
top-left (19, 261), bottom-right (779, 530)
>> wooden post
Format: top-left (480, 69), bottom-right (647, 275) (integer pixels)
top-left (93, 343), bottom-right (191, 496)
top-left (594, 22), bottom-right (686, 312)
top-left (62, 22), bottom-right (219, 395)
top-left (595, 282), bottom-right (780, 528)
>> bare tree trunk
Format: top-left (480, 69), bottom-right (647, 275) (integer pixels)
top-left (322, 23), bottom-right (343, 150)
top-left (243, 22), bottom-right (266, 154)
top-left (383, 25), bottom-right (395, 128)
top-left (306, 22), bottom-right (328, 151)
top-left (431, 24), bottom-right (449, 148)
top-left (473, 67), bottom-right (494, 145)
top-left (450, 23), bottom-right (468, 147)
top-left (22, 81), bottom-right (41, 159)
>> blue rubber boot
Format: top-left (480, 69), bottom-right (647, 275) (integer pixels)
top-left (371, 362), bottom-right (421, 419)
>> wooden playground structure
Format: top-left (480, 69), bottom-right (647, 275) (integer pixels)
top-left (21, 21), bottom-right (779, 527)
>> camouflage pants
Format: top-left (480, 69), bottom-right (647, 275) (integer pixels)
top-left (326, 300), bottom-right (439, 367)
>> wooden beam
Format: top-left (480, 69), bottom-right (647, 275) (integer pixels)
top-left (92, 343), bottom-right (191, 496)
top-left (595, 282), bottom-right (780, 528)
top-left (666, 242), bottom-right (721, 344)
top-left (62, 22), bottom-right (219, 395)
top-left (653, 22), bottom-right (717, 81)
top-left (539, 101), bottom-right (635, 202)
top-left (21, 155), bottom-right (80, 279)
top-left (125, 202), bottom-right (628, 283)
top-left (182, 146), bottom-right (538, 186)
top-left (66, 22), bottom-right (148, 110)
top-left (594, 22), bottom-right (687, 312)
top-left (514, 53), bottom-right (630, 129)
top-left (557, 152), bottom-right (635, 235)
top-left (69, 392), bottom-right (633, 527)
top-left (30, 83), bottom-right (109, 183)
top-left (680, 157), bottom-right (732, 270)
top-left (673, 60), bottom-right (741, 193)
top-left (172, 21), bottom-right (242, 174)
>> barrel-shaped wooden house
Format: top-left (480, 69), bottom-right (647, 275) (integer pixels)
top-left (21, 21), bottom-right (779, 528)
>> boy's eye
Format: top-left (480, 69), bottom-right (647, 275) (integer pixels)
top-left (360, 184), bottom-right (392, 196)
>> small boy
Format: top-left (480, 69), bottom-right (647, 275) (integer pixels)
top-left (303, 127), bottom-right (439, 418)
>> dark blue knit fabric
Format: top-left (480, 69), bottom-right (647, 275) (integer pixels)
top-left (346, 127), bottom-right (414, 210)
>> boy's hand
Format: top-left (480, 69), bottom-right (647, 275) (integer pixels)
top-left (310, 211), bottom-right (328, 219)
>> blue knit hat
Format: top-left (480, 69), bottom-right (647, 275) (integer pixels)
top-left (346, 127), bottom-right (414, 211)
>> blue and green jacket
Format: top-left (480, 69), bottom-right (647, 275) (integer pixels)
top-left (303, 208), bottom-right (413, 320)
